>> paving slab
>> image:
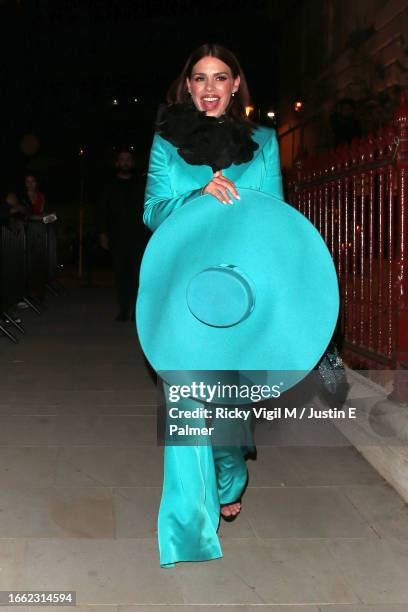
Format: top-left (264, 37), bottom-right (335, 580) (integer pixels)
top-left (1, 608), bottom-right (118, 612)
top-left (0, 414), bottom-right (156, 446)
top-left (244, 486), bottom-right (375, 539)
top-left (18, 539), bottom-right (183, 605)
top-left (283, 446), bottom-right (383, 486)
top-left (0, 402), bottom-right (157, 415)
top-left (55, 446), bottom-right (163, 487)
top-left (0, 388), bottom-right (156, 406)
top-left (0, 540), bottom-right (27, 590)
top-left (0, 447), bottom-right (58, 486)
top-left (204, 539), bottom-right (359, 605)
top-left (319, 606), bottom-right (408, 612)
top-left (0, 486), bottom-right (115, 538)
top-left (326, 537), bottom-right (408, 604)
top-left (342, 483), bottom-right (408, 539)
top-left (118, 607), bottom-right (318, 612)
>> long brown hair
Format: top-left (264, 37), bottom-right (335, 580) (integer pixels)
top-left (166, 43), bottom-right (254, 127)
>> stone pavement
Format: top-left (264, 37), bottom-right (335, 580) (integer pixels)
top-left (1, 287), bottom-right (408, 611)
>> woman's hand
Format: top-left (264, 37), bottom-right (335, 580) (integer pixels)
top-left (202, 170), bottom-right (240, 205)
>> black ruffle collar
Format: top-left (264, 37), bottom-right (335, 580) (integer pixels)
top-left (155, 102), bottom-right (259, 172)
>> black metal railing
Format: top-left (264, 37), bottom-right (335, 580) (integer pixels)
top-left (0, 216), bottom-right (59, 343)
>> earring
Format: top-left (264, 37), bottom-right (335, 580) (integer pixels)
top-left (232, 91), bottom-right (236, 97)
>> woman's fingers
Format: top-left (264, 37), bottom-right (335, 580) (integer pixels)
top-left (203, 172), bottom-right (240, 205)
top-left (212, 176), bottom-right (240, 200)
top-left (213, 171), bottom-right (239, 198)
top-left (213, 178), bottom-right (239, 204)
top-left (206, 183), bottom-right (231, 204)
top-left (212, 181), bottom-right (233, 203)
top-left (203, 181), bottom-right (231, 204)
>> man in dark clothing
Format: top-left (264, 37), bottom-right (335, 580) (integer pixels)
top-left (98, 149), bottom-right (146, 321)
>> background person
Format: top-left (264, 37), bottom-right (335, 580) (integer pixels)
top-left (97, 148), bottom-right (145, 321)
top-left (20, 174), bottom-right (46, 216)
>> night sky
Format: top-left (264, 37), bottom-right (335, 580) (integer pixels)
top-left (1, 0), bottom-right (280, 192)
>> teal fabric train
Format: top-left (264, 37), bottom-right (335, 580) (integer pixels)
top-left (136, 125), bottom-right (339, 568)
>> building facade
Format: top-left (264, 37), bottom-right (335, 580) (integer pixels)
top-left (270, 0), bottom-right (408, 169)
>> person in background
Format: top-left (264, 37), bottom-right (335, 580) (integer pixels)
top-left (20, 174), bottom-right (46, 216)
top-left (98, 148), bottom-right (146, 322)
top-left (2, 192), bottom-right (28, 219)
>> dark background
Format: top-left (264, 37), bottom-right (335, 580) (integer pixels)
top-left (0, 0), bottom-right (279, 190)
top-left (0, 0), bottom-right (282, 269)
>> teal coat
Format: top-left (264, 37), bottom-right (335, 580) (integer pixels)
top-left (143, 125), bottom-right (284, 232)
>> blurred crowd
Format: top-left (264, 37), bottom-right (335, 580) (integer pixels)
top-left (0, 170), bottom-right (59, 344)
top-left (0, 147), bottom-right (149, 331)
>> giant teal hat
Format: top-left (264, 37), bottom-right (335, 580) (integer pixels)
top-left (136, 188), bottom-right (339, 390)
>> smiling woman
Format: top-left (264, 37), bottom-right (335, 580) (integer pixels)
top-left (167, 42), bottom-right (253, 125)
top-left (187, 57), bottom-right (239, 115)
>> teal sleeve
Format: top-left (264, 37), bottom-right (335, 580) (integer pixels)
top-left (261, 130), bottom-right (284, 200)
top-left (143, 134), bottom-right (203, 232)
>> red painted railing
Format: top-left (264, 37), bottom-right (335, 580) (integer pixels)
top-left (285, 94), bottom-right (408, 382)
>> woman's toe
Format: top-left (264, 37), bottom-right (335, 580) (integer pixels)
top-left (221, 502), bottom-right (241, 517)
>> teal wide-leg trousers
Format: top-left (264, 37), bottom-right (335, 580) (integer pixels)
top-left (158, 386), bottom-right (249, 568)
